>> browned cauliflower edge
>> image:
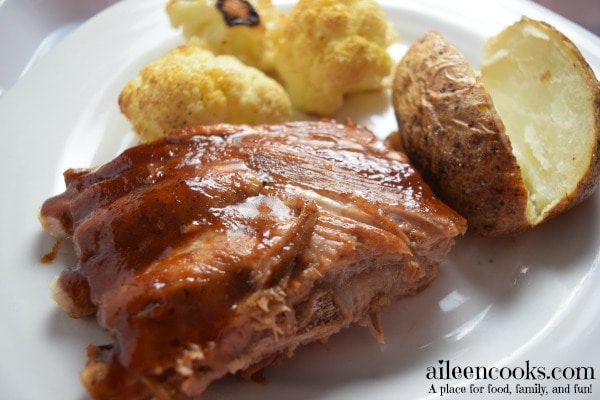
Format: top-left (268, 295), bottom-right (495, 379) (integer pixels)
top-left (166, 0), bottom-right (285, 72)
top-left (119, 45), bottom-right (292, 142)
top-left (274, 0), bottom-right (397, 115)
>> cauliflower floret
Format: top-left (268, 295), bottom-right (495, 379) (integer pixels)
top-left (274, 0), bottom-right (397, 115)
top-left (119, 45), bottom-right (292, 142)
top-left (166, 0), bottom-right (284, 72)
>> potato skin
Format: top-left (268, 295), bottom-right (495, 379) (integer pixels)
top-left (391, 31), bottom-right (530, 236)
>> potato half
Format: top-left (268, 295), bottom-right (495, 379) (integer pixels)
top-left (392, 19), bottom-right (600, 236)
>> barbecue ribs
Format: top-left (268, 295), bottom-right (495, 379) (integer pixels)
top-left (39, 120), bottom-right (466, 399)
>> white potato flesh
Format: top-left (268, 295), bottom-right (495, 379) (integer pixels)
top-left (481, 20), bottom-right (597, 223)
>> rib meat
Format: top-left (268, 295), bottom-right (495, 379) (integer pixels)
top-left (39, 120), bottom-right (466, 399)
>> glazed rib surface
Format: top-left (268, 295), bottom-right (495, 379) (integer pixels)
top-left (39, 120), bottom-right (466, 399)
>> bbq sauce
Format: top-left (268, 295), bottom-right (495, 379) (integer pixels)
top-left (39, 121), bottom-right (465, 376)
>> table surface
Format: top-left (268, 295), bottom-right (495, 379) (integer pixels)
top-left (534, 0), bottom-right (600, 36)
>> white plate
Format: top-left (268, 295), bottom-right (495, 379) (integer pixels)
top-left (0, 1), bottom-right (599, 399)
top-left (0, 0), bottom-right (123, 97)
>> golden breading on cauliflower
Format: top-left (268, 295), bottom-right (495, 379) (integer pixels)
top-left (166, 0), bottom-right (284, 72)
top-left (275, 0), bottom-right (397, 115)
top-left (119, 45), bottom-right (292, 142)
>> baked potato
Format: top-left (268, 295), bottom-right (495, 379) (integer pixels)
top-left (392, 18), bottom-right (600, 236)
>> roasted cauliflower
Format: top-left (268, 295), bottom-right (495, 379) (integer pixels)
top-left (274, 0), bottom-right (396, 115)
top-left (166, 0), bottom-right (284, 72)
top-left (119, 45), bottom-right (292, 142)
